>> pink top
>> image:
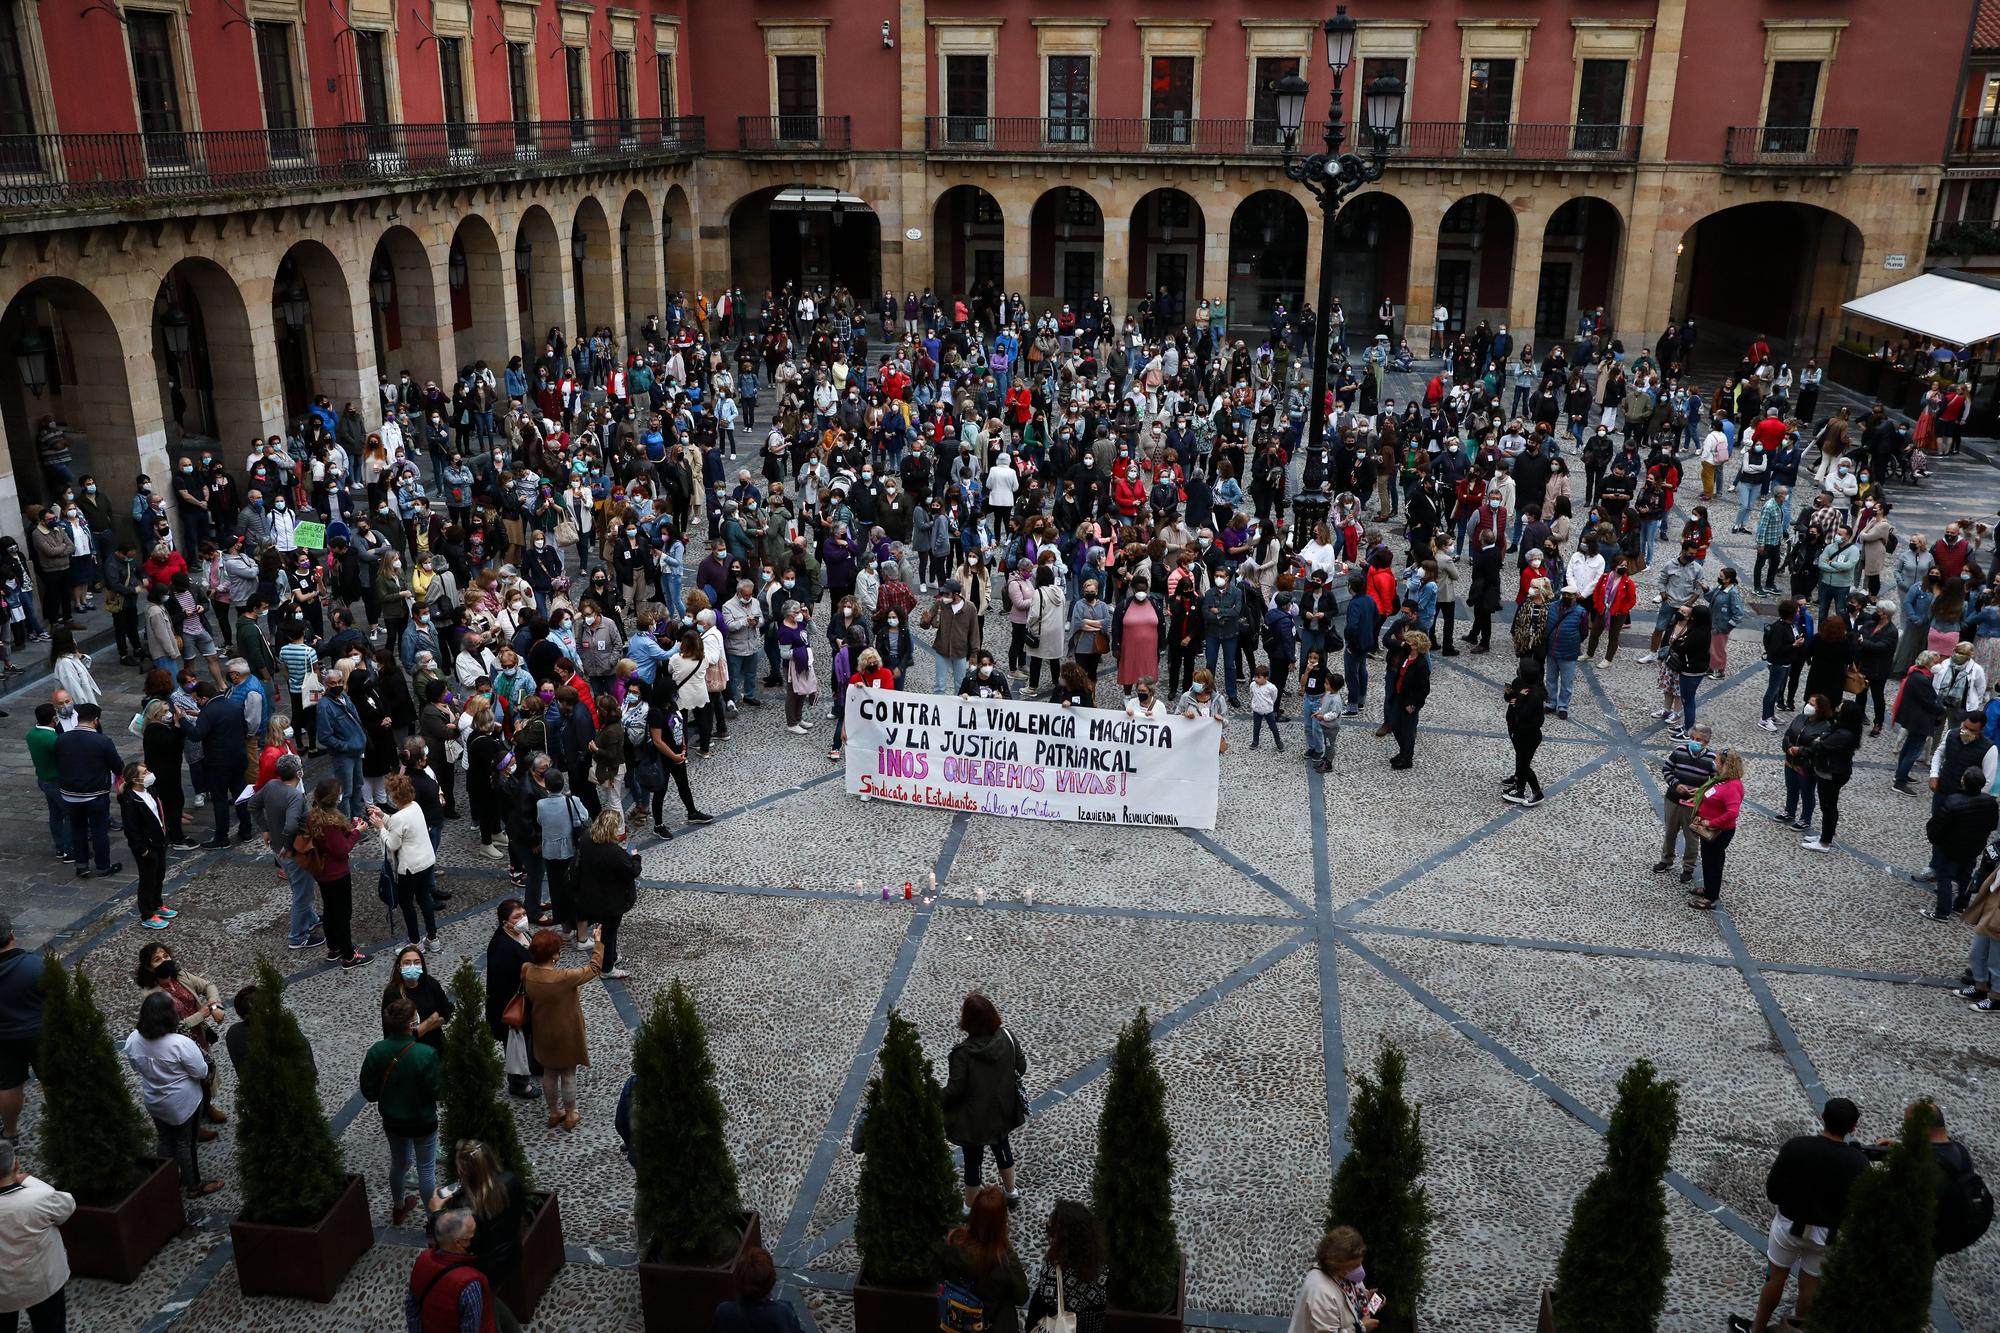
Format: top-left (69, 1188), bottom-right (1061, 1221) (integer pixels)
top-left (1696, 778), bottom-right (1743, 831)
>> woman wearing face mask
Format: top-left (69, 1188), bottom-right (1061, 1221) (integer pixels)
top-left (1112, 576), bottom-right (1162, 698)
top-left (1287, 1227), bottom-right (1372, 1333)
top-left (255, 713), bottom-right (299, 790)
top-left (778, 601), bottom-right (818, 734)
top-left (1068, 578), bottom-right (1112, 684)
top-left (303, 777), bottom-right (369, 967)
top-left (120, 761), bottom-right (174, 929)
top-left (485, 898), bottom-right (541, 1098)
top-left (1777, 693), bottom-right (1833, 831)
top-left (124, 991), bottom-right (225, 1198)
top-left (380, 943), bottom-right (454, 1052)
top-left (371, 773), bottom-right (441, 951)
top-left (133, 942), bottom-right (227, 1141)
top-left (573, 811), bottom-right (640, 980)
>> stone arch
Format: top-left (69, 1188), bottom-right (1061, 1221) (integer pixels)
top-left (152, 256), bottom-right (262, 452)
top-left (932, 184), bottom-right (1004, 304)
top-left (369, 224), bottom-right (444, 386)
top-left (1225, 190), bottom-right (1309, 336)
top-left (1328, 192), bottom-right (1414, 345)
top-left (1673, 201), bottom-right (1862, 363)
top-left (1028, 185), bottom-right (1104, 310)
top-left (620, 189), bottom-right (661, 348)
top-left (512, 204), bottom-right (565, 362)
top-left (1431, 193), bottom-right (1517, 341)
top-left (1533, 197), bottom-right (1627, 347)
top-left (571, 194), bottom-right (616, 339)
top-left (1129, 188), bottom-right (1205, 330)
top-left (272, 238), bottom-right (368, 427)
top-left (0, 277), bottom-right (145, 528)
top-left (447, 215), bottom-right (508, 380)
top-left (728, 184), bottom-right (881, 301)
top-left (662, 184), bottom-right (694, 295)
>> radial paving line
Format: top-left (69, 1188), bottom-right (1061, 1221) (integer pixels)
top-left (1309, 766), bottom-right (1349, 1167)
top-left (791, 927), bottom-right (1313, 1268)
top-left (1184, 826), bottom-right (1312, 915)
top-left (769, 812), bottom-right (965, 1269)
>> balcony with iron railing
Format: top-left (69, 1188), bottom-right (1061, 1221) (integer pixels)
top-left (922, 116), bottom-right (1641, 165)
top-left (1723, 125), bottom-right (1858, 171)
top-left (0, 116), bottom-right (705, 214)
top-left (737, 116), bottom-right (852, 152)
top-left (1951, 116), bottom-right (2000, 160)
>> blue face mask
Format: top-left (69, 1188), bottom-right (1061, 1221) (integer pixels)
top-left (400, 965), bottom-right (423, 983)
top-left (1687, 740), bottom-right (1704, 755)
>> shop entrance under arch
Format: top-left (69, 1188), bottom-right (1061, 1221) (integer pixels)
top-left (731, 187), bottom-right (881, 301)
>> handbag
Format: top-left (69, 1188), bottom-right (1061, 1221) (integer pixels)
top-left (554, 516), bottom-right (580, 546)
top-left (1844, 664), bottom-right (1868, 695)
top-left (500, 983), bottom-right (528, 1030)
top-left (504, 1027), bottom-right (531, 1076)
top-left (1029, 1267), bottom-right (1075, 1333)
top-left (1091, 630), bottom-right (1110, 655)
top-left (1006, 1030), bottom-right (1030, 1131)
top-left (631, 744), bottom-right (665, 793)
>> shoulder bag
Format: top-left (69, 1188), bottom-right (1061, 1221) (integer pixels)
top-left (500, 980), bottom-right (528, 1029)
top-left (1029, 1266), bottom-right (1075, 1333)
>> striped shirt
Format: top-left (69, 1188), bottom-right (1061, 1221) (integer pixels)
top-left (277, 641), bottom-right (318, 695)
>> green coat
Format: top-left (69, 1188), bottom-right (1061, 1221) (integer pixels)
top-left (359, 1036), bottom-right (441, 1137)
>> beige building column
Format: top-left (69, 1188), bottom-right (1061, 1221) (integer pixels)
top-left (1404, 206), bottom-right (1441, 349)
top-left (898, 163), bottom-right (934, 299)
top-left (1616, 0), bottom-right (1686, 346)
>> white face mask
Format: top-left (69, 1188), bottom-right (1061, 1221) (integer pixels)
top-left (140, 772), bottom-right (156, 788)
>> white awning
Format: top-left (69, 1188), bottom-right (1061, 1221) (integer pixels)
top-left (1841, 271), bottom-right (2000, 347)
top-left (768, 187), bottom-right (868, 211)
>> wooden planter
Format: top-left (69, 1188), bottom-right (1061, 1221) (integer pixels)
top-left (1105, 1257), bottom-right (1188, 1333)
top-left (1827, 345), bottom-right (1881, 397)
top-left (851, 1271), bottom-right (941, 1333)
top-left (639, 1211), bottom-right (761, 1333)
top-left (1538, 1287), bottom-right (1558, 1333)
top-left (59, 1157), bottom-right (186, 1284)
top-left (229, 1173), bottom-right (374, 1303)
top-left (496, 1190), bottom-right (567, 1324)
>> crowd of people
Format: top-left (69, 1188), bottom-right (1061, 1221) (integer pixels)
top-left (0, 273), bottom-right (1997, 1331)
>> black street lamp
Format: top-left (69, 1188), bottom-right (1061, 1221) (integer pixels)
top-left (1273, 4), bottom-right (1404, 493)
top-left (13, 328), bottom-right (48, 396)
top-left (279, 279), bottom-right (310, 332)
top-left (369, 260), bottom-right (394, 308)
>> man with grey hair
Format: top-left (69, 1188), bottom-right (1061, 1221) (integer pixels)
top-left (720, 579), bottom-right (764, 708)
top-left (246, 753), bottom-right (324, 953)
top-left (0, 1134), bottom-right (75, 1332)
top-left (1653, 724), bottom-right (1718, 885)
top-left (315, 666), bottom-right (368, 819)
top-left (404, 1205), bottom-right (494, 1332)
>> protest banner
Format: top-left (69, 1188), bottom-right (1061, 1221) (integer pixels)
top-left (292, 520), bottom-right (326, 550)
top-left (841, 685), bottom-right (1221, 829)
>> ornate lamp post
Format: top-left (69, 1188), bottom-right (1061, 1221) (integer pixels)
top-left (1272, 5), bottom-right (1404, 491)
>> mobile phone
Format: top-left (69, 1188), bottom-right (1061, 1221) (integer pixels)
top-left (1365, 1293), bottom-right (1385, 1316)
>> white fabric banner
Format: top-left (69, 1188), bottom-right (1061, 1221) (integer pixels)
top-left (842, 686), bottom-right (1221, 830)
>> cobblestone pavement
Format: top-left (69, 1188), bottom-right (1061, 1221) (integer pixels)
top-left (8, 366), bottom-right (2000, 1332)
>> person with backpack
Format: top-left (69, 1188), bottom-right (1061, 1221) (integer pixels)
top-left (1728, 1097), bottom-right (1869, 1333)
top-left (939, 1186), bottom-right (1030, 1333)
top-left (1869, 1102), bottom-right (1994, 1255)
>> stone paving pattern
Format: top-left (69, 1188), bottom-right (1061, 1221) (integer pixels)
top-left (3, 366), bottom-right (1997, 1331)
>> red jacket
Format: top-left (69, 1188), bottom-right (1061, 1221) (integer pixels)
top-left (1592, 572), bottom-right (1638, 618)
top-left (1366, 565), bottom-right (1398, 616)
top-left (408, 1248), bottom-right (497, 1333)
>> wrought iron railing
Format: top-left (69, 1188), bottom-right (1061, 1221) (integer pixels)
top-left (0, 116), bottom-right (705, 211)
top-left (737, 116), bottom-right (852, 151)
top-left (1952, 116), bottom-right (2000, 157)
top-left (923, 116), bottom-right (1641, 164)
top-left (1723, 125), bottom-right (1858, 169)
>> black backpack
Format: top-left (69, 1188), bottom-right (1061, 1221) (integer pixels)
top-left (1936, 1142), bottom-right (1994, 1255)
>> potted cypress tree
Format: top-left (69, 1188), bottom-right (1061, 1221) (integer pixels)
top-left (39, 953), bottom-right (185, 1283)
top-left (853, 1008), bottom-right (960, 1333)
top-left (438, 959), bottom-right (563, 1323)
top-left (1544, 1059), bottom-right (1680, 1333)
top-left (1804, 1099), bottom-right (1940, 1333)
top-left (1326, 1040), bottom-right (1431, 1333)
top-left (634, 978), bottom-right (759, 1333)
top-left (1094, 1009), bottom-right (1185, 1333)
top-left (229, 956), bottom-right (373, 1302)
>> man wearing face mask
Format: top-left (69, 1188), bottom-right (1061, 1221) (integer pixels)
top-left (245, 752), bottom-right (324, 950)
top-left (1653, 724), bottom-right (1717, 885)
top-left (921, 577), bottom-right (979, 694)
top-left (1199, 565), bottom-right (1246, 706)
top-left (317, 668), bottom-right (369, 819)
top-left (55, 703), bottom-right (124, 881)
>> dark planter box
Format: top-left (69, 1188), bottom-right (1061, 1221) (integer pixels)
top-left (1538, 1287), bottom-right (1557, 1333)
top-left (638, 1210), bottom-right (761, 1333)
top-left (496, 1190), bottom-right (566, 1324)
top-left (852, 1271), bottom-right (941, 1333)
top-left (1105, 1257), bottom-right (1187, 1333)
top-left (59, 1157), bottom-right (186, 1284)
top-left (1826, 345), bottom-right (1880, 397)
top-left (229, 1173), bottom-right (374, 1303)
top-left (1880, 366), bottom-right (1916, 412)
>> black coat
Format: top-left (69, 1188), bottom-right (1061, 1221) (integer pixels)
top-left (1929, 791), bottom-right (2000, 863)
top-left (1468, 543), bottom-right (1504, 611)
top-left (1394, 652), bottom-right (1432, 710)
top-left (573, 838), bottom-right (641, 921)
top-left (142, 719), bottom-right (186, 798)
top-left (119, 788), bottom-right (168, 860)
top-left (484, 927), bottom-right (532, 1040)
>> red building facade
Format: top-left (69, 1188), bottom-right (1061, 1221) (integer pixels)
top-left (0, 0), bottom-right (1976, 546)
